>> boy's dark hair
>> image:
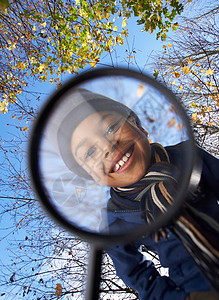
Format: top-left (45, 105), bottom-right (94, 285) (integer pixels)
top-left (57, 88), bottom-right (141, 179)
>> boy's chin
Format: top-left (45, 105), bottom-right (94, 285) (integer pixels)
top-left (102, 174), bottom-right (145, 188)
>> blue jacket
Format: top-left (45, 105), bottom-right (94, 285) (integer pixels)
top-left (106, 145), bottom-right (219, 300)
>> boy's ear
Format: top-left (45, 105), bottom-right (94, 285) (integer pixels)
top-left (127, 114), bottom-right (138, 125)
top-left (127, 115), bottom-right (149, 137)
top-left (138, 126), bottom-right (149, 137)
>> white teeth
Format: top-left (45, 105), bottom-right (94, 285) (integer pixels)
top-left (113, 150), bottom-right (132, 172)
top-left (123, 156), bottom-right (128, 162)
top-left (119, 160), bottom-right (125, 167)
top-left (114, 163), bottom-right (120, 171)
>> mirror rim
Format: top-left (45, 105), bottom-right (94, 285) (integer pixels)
top-left (29, 67), bottom-right (199, 246)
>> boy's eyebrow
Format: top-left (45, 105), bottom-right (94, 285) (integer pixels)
top-left (98, 113), bottom-right (113, 128)
top-left (75, 138), bottom-right (87, 157)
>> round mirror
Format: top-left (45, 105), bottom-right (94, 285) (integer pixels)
top-left (29, 68), bottom-right (199, 245)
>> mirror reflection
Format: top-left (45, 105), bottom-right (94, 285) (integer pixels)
top-left (38, 75), bottom-right (190, 233)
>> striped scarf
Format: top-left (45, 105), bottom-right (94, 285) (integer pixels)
top-left (109, 143), bottom-right (219, 292)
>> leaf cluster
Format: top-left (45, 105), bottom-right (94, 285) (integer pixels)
top-left (0, 0), bottom-right (185, 114)
top-left (124, 0), bottom-right (183, 40)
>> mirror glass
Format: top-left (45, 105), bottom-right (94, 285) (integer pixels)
top-left (30, 70), bottom-right (195, 239)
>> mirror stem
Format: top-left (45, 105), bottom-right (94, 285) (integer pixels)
top-left (86, 245), bottom-right (103, 300)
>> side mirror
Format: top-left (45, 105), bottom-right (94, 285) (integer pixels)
top-left (29, 68), bottom-right (200, 299)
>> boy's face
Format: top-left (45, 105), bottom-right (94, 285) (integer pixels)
top-left (71, 111), bottom-right (151, 187)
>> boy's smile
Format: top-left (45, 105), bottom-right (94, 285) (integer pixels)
top-left (71, 111), bottom-right (151, 187)
top-left (109, 144), bottom-right (134, 173)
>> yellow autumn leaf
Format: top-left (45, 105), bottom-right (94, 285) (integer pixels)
top-left (121, 29), bottom-right (128, 37)
top-left (122, 18), bottom-right (127, 28)
top-left (95, 10), bottom-right (101, 19)
top-left (41, 22), bottom-right (47, 27)
top-left (187, 57), bottom-right (193, 65)
top-left (170, 81), bottom-right (175, 85)
top-left (32, 25), bottom-right (37, 31)
top-left (102, 11), bottom-right (110, 19)
top-left (137, 83), bottom-right (145, 97)
top-left (149, 27), bottom-right (154, 34)
top-left (16, 61), bottom-right (26, 70)
top-left (113, 26), bottom-right (118, 31)
top-left (206, 68), bottom-right (214, 75)
top-left (23, 127), bottom-right (29, 131)
top-left (179, 85), bottom-right (183, 90)
top-left (38, 64), bottom-right (45, 72)
top-left (177, 123), bottom-right (184, 130)
top-left (0, 100), bottom-right (8, 114)
top-left (182, 66), bottom-right (190, 74)
top-left (90, 60), bottom-right (97, 68)
top-left (167, 118), bottom-right (175, 127)
top-left (66, 67), bottom-right (73, 74)
top-left (153, 70), bottom-right (159, 79)
top-left (168, 43), bottom-right (172, 47)
top-left (172, 71), bottom-right (180, 78)
top-left (192, 115), bottom-right (197, 121)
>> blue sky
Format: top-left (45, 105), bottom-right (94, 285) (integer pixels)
top-left (0, 14), bottom-right (166, 294)
top-left (1, 1), bottom-right (217, 298)
top-left (0, 12), bottom-right (178, 299)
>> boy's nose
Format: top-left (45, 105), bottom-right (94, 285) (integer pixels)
top-left (104, 142), bottom-right (117, 158)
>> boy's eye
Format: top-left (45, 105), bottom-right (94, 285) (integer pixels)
top-left (85, 146), bottom-right (96, 160)
top-left (106, 119), bottom-right (122, 136)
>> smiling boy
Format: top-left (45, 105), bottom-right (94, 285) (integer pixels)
top-left (71, 111), bottom-right (151, 187)
top-left (57, 88), bottom-right (219, 300)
